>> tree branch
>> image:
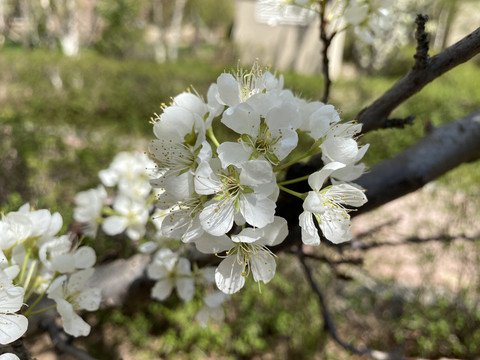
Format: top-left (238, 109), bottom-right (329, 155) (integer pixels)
top-left (355, 109), bottom-right (480, 213)
top-left (40, 318), bottom-right (98, 360)
top-left (297, 248), bottom-right (404, 359)
top-left (318, 0), bottom-right (335, 103)
top-left (358, 25), bottom-right (480, 133)
top-left (412, 14), bottom-right (430, 71)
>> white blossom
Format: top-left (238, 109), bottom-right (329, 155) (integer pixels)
top-left (195, 291), bottom-right (229, 327)
top-left (194, 160), bottom-right (277, 236)
top-left (73, 185), bottom-right (107, 238)
top-left (299, 162), bottom-right (367, 245)
top-left (39, 235), bottom-right (96, 274)
top-left (195, 217), bottom-right (288, 294)
top-left (147, 248), bottom-right (195, 302)
top-left (102, 195), bottom-right (149, 241)
top-left (47, 268), bottom-right (101, 337)
top-left (0, 272), bottom-right (28, 345)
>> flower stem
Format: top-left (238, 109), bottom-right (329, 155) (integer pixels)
top-left (25, 304), bottom-right (57, 317)
top-left (18, 248), bottom-right (31, 285)
top-left (278, 185), bottom-right (307, 200)
top-left (22, 259), bottom-right (37, 293)
top-left (207, 127), bottom-right (220, 148)
top-left (278, 174), bottom-right (310, 186)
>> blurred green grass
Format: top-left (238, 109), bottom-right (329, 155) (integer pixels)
top-left (2, 49), bottom-right (480, 359)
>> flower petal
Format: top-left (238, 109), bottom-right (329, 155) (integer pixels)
top-left (299, 211), bottom-right (320, 246)
top-left (176, 277), bottom-right (195, 302)
top-left (151, 278), bottom-right (173, 301)
top-left (215, 256), bottom-right (245, 294)
top-left (0, 313), bottom-right (28, 345)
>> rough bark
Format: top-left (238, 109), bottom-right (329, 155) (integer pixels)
top-left (355, 109), bottom-right (480, 213)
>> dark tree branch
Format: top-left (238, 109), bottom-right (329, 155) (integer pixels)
top-left (319, 0), bottom-right (335, 103)
top-left (0, 339), bottom-right (34, 360)
top-left (355, 109), bottom-right (480, 213)
top-left (349, 232), bottom-right (480, 252)
top-left (297, 248), bottom-right (404, 360)
top-left (358, 26), bottom-right (480, 133)
top-left (41, 318), bottom-right (98, 360)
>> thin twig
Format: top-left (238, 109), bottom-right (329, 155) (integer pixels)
top-left (358, 24), bottom-right (480, 133)
top-left (350, 233), bottom-right (480, 251)
top-left (297, 248), bottom-right (405, 360)
top-left (413, 14), bottom-right (430, 71)
top-left (319, 0), bottom-right (335, 103)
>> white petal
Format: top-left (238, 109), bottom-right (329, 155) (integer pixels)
top-left (217, 142), bottom-right (250, 168)
top-left (308, 162), bottom-right (345, 190)
top-left (239, 160), bottom-right (274, 186)
top-left (47, 275), bottom-right (67, 300)
top-left (221, 103), bottom-right (259, 136)
top-left (67, 268), bottom-right (94, 293)
top-left (215, 256), bottom-right (245, 294)
top-left (194, 233), bottom-right (233, 254)
top-left (56, 298), bottom-right (91, 337)
top-left (161, 208), bottom-right (194, 239)
top-left (102, 216), bottom-right (128, 236)
top-left (52, 254), bottom-right (76, 274)
top-left (250, 249), bottom-right (276, 284)
top-left (76, 288), bottom-right (102, 311)
top-left (265, 102), bottom-right (301, 130)
top-left (331, 163), bottom-right (366, 182)
top-left (176, 258), bottom-right (192, 276)
top-left (147, 263), bottom-right (169, 280)
top-left (308, 104), bottom-right (340, 140)
top-left (318, 209), bottom-right (352, 244)
top-left (239, 194), bottom-right (275, 229)
top-left (0, 313), bottom-right (28, 345)
top-left (204, 291), bottom-right (228, 307)
top-left (299, 211), bottom-right (320, 246)
top-left (216, 73), bottom-right (240, 106)
top-left (0, 287), bottom-right (24, 314)
top-left (151, 278), bottom-right (173, 301)
top-left (0, 353), bottom-right (21, 360)
top-left (231, 227), bottom-right (263, 244)
top-left (152, 248), bottom-right (178, 270)
top-left (194, 161), bottom-right (221, 195)
top-left (153, 106), bottom-right (196, 140)
top-left (195, 307), bottom-right (209, 327)
top-left (98, 168), bottom-right (118, 187)
top-left (270, 128), bottom-right (298, 161)
top-left (321, 137), bottom-right (359, 165)
top-left (138, 241), bottom-right (158, 254)
top-left (200, 200), bottom-right (235, 236)
top-left (326, 184), bottom-right (368, 207)
top-left (126, 223), bottom-right (146, 241)
top-left (173, 92), bottom-right (207, 117)
top-left (176, 277), bottom-right (195, 302)
top-left (258, 216), bottom-right (288, 247)
top-left (302, 191), bottom-right (324, 214)
top-left (73, 247), bottom-right (96, 269)
top-left (29, 209), bottom-right (52, 237)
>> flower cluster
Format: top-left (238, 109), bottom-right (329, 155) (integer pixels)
top-left (287, 0), bottom-right (395, 45)
top-left (342, 0), bottom-right (394, 44)
top-left (148, 61), bottom-right (368, 294)
top-left (0, 203), bottom-right (101, 338)
top-left (73, 151), bottom-right (156, 241)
